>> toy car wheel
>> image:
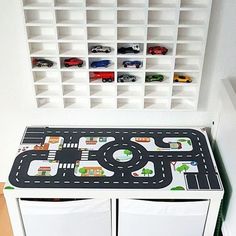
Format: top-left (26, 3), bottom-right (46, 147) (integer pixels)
top-left (105, 50), bottom-right (110, 53)
top-left (91, 50), bottom-right (97, 53)
top-left (37, 64), bottom-right (41, 67)
top-left (124, 64), bottom-right (127, 68)
top-left (136, 65), bottom-right (140, 68)
top-left (48, 64), bottom-right (53, 68)
top-left (174, 79), bottom-right (179, 82)
top-left (65, 64), bottom-right (69, 67)
top-left (120, 79), bottom-right (124, 82)
top-left (108, 78), bottom-right (112, 82)
top-left (132, 79), bottom-right (136, 82)
top-left (78, 64), bottom-right (82, 67)
top-left (151, 52), bottom-right (155, 55)
top-left (187, 80), bottom-right (191, 83)
top-left (102, 79), bottom-right (107, 83)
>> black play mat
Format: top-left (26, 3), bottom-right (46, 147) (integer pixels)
top-left (9, 127), bottom-right (222, 190)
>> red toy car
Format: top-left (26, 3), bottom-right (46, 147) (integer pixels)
top-left (64, 58), bottom-right (83, 67)
top-left (148, 46), bottom-right (168, 55)
top-left (91, 72), bottom-right (114, 83)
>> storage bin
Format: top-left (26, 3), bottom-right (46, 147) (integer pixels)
top-left (19, 198), bottom-right (111, 236)
top-left (118, 199), bottom-right (209, 236)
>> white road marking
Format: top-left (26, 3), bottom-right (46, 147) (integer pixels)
top-left (73, 131), bottom-right (77, 134)
top-left (122, 137), bottom-right (124, 141)
top-left (115, 131), bottom-right (120, 134)
top-left (84, 182), bottom-right (89, 184)
top-left (45, 181), bottom-right (50, 184)
top-left (132, 131), bottom-right (137, 134)
top-left (133, 182), bottom-right (139, 184)
top-left (128, 165), bottom-right (133, 168)
top-left (138, 150), bottom-right (141, 153)
top-left (159, 180), bottom-right (164, 183)
top-left (94, 181), bottom-right (100, 184)
top-left (113, 144), bottom-right (119, 147)
top-left (16, 178), bottom-right (19, 182)
top-left (63, 173), bottom-right (66, 177)
top-left (136, 161), bottom-right (140, 165)
top-left (20, 160), bottom-right (23, 163)
top-left (149, 132), bottom-right (154, 134)
top-left (23, 155), bottom-right (27, 158)
top-left (122, 173), bottom-right (124, 177)
top-left (163, 173), bottom-right (166, 177)
top-left (113, 182), bottom-right (119, 184)
top-left (197, 137), bottom-right (200, 141)
top-left (64, 181), bottom-right (70, 184)
top-left (157, 132), bottom-right (162, 134)
top-left (106, 131), bottom-right (111, 134)
top-left (149, 155), bottom-right (154, 157)
top-left (59, 163), bottom-right (63, 168)
top-left (203, 159), bottom-right (206, 163)
top-left (74, 181), bottom-right (80, 184)
top-left (63, 164), bottom-right (67, 168)
top-left (104, 181), bottom-right (110, 184)
top-left (75, 144), bottom-right (78, 148)
top-left (34, 181), bottom-right (40, 183)
top-left (71, 164), bottom-right (75, 168)
top-left (24, 181), bottom-right (30, 183)
top-left (16, 172), bottom-right (19, 176)
top-left (196, 154), bottom-right (200, 157)
top-left (109, 163), bottom-right (114, 167)
top-left (123, 131), bottom-right (128, 134)
top-left (123, 182), bottom-right (129, 184)
top-left (162, 167), bottom-right (164, 171)
top-left (143, 182), bottom-right (149, 184)
top-left (107, 147), bottom-right (111, 150)
top-left (192, 132), bottom-right (197, 136)
top-left (118, 166), bottom-right (123, 169)
top-left (18, 166), bottom-right (21, 170)
top-left (67, 163), bottom-right (71, 168)
top-left (159, 155), bottom-right (163, 157)
top-left (54, 181), bottom-right (60, 184)
top-left (98, 131), bottom-right (103, 134)
top-left (200, 148), bottom-right (203, 151)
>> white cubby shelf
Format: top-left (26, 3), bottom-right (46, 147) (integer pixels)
top-left (22, 0), bottom-right (212, 111)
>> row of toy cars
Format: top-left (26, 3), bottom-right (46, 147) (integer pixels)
top-left (90, 72), bottom-right (192, 83)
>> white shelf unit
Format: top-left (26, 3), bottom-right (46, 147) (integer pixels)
top-left (22, 0), bottom-right (212, 110)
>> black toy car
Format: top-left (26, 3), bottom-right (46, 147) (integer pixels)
top-left (33, 58), bottom-right (54, 67)
top-left (122, 60), bottom-right (142, 68)
top-left (117, 74), bottom-right (136, 83)
top-left (118, 44), bottom-right (140, 54)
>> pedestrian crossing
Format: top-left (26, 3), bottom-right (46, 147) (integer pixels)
top-left (48, 151), bottom-right (56, 160)
top-left (59, 163), bottom-right (75, 169)
top-left (81, 150), bottom-right (89, 161)
top-left (63, 143), bottom-right (78, 149)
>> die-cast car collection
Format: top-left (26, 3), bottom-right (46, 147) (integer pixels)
top-left (32, 44), bottom-right (191, 83)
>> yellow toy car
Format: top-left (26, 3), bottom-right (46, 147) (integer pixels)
top-left (174, 75), bottom-right (192, 83)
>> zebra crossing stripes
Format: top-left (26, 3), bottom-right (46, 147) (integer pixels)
top-left (63, 143), bottom-right (78, 149)
top-left (81, 150), bottom-right (89, 161)
top-left (48, 151), bottom-right (56, 160)
top-left (59, 163), bottom-right (75, 169)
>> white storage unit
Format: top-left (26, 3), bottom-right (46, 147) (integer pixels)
top-left (19, 198), bottom-right (112, 236)
top-left (118, 199), bottom-right (209, 236)
top-left (21, 0), bottom-right (212, 110)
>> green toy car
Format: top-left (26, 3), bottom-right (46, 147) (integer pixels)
top-left (145, 74), bottom-right (164, 82)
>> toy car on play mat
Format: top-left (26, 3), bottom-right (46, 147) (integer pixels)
top-left (145, 74), bottom-right (164, 82)
top-left (33, 58), bottom-right (54, 67)
top-left (91, 72), bottom-right (114, 83)
top-left (117, 74), bottom-right (136, 83)
top-left (91, 60), bottom-right (111, 68)
top-left (174, 75), bottom-right (192, 83)
top-left (64, 58), bottom-right (83, 67)
top-left (118, 44), bottom-right (140, 54)
top-left (148, 46), bottom-right (168, 55)
top-left (91, 45), bottom-right (112, 53)
top-left (122, 60), bottom-right (142, 68)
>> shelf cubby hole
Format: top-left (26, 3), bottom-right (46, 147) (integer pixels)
top-left (64, 98), bottom-right (90, 109)
top-left (179, 10), bottom-right (207, 26)
top-left (145, 85), bottom-right (170, 97)
top-left (117, 58), bottom-right (143, 70)
top-left (57, 27), bottom-right (86, 41)
top-left (90, 84), bottom-right (116, 97)
top-left (54, 0), bottom-right (84, 8)
top-left (23, 0), bottom-right (53, 8)
top-left (63, 84), bottom-right (89, 97)
top-left (146, 58), bottom-right (173, 71)
top-left (90, 98), bottom-right (116, 109)
top-left (24, 9), bottom-right (54, 25)
top-left (60, 57), bottom-right (86, 70)
top-left (87, 27), bottom-right (115, 41)
top-left (117, 72), bottom-right (144, 84)
top-left (26, 26), bottom-right (56, 41)
top-left (29, 42), bottom-right (57, 56)
top-left (174, 58), bottom-right (200, 71)
top-left (117, 27), bottom-right (145, 41)
top-left (173, 72), bottom-right (199, 85)
top-left (144, 98), bottom-right (169, 110)
top-left (89, 72), bottom-right (115, 84)
top-left (87, 10), bottom-right (115, 25)
top-left (31, 57), bottom-right (58, 70)
top-left (117, 10), bottom-right (145, 25)
top-left (33, 71), bottom-right (60, 84)
top-left (117, 43), bottom-right (144, 56)
top-left (117, 98), bottom-right (143, 109)
top-left (55, 10), bottom-right (85, 25)
top-left (148, 10), bottom-right (177, 26)
top-left (171, 98), bottom-right (195, 110)
top-left (117, 85), bottom-right (142, 97)
top-left (146, 43), bottom-right (174, 56)
top-left (145, 72), bottom-right (171, 84)
top-left (147, 27), bottom-right (175, 42)
top-left (59, 42), bottom-right (87, 56)
top-left (172, 86), bottom-right (197, 98)
top-left (181, 0), bottom-right (210, 9)
top-left (149, 0), bottom-right (178, 9)
top-left (86, 0), bottom-right (115, 8)
top-left (177, 27), bottom-right (204, 42)
top-left (118, 0), bottom-right (146, 8)
top-left (35, 84), bottom-right (61, 97)
top-left (88, 43), bottom-right (115, 56)
top-left (176, 42), bottom-right (202, 57)
top-left (37, 97), bottom-right (62, 108)
top-left (61, 71), bottom-right (88, 84)
top-left (89, 58), bottom-right (115, 70)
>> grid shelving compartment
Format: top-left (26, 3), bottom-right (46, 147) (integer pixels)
top-left (22, 0), bottom-right (212, 111)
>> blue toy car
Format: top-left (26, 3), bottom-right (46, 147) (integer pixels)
top-left (123, 60), bottom-right (142, 68)
top-left (91, 60), bottom-right (111, 68)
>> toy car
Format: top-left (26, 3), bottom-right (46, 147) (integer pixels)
top-left (91, 72), bottom-right (114, 83)
top-left (64, 58), bottom-right (83, 67)
top-left (122, 60), bottom-right (142, 68)
top-left (32, 58), bottom-right (54, 67)
top-left (91, 45), bottom-right (112, 53)
top-left (117, 74), bottom-right (136, 83)
top-left (118, 44), bottom-right (140, 54)
top-left (145, 74), bottom-right (164, 82)
top-left (174, 75), bottom-right (192, 83)
top-left (148, 46), bottom-right (168, 55)
top-left (91, 60), bottom-right (111, 68)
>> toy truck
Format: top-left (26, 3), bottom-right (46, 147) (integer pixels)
top-left (91, 72), bottom-right (115, 82)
